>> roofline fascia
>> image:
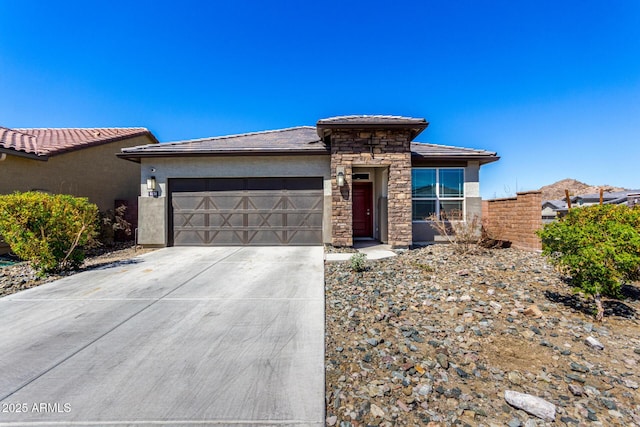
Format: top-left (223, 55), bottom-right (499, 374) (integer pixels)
top-left (316, 122), bottom-right (429, 129)
top-left (316, 122), bottom-right (429, 141)
top-left (116, 149), bottom-right (331, 163)
top-left (0, 148), bottom-right (49, 161)
top-left (411, 154), bottom-right (500, 165)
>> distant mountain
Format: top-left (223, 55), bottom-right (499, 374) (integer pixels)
top-left (539, 179), bottom-right (627, 201)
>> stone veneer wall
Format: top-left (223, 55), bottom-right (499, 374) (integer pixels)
top-left (481, 191), bottom-right (542, 250)
top-left (330, 129), bottom-right (412, 248)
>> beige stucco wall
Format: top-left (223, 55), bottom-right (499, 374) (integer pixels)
top-left (136, 155), bottom-right (332, 246)
top-left (0, 135), bottom-right (151, 212)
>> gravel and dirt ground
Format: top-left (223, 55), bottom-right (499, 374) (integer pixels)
top-left (2, 243), bottom-right (639, 426)
top-left (325, 245), bottom-right (640, 427)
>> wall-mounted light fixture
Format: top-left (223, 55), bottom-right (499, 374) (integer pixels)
top-left (147, 176), bottom-right (158, 198)
top-left (336, 166), bottom-right (346, 187)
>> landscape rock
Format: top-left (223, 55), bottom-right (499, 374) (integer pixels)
top-left (320, 245), bottom-right (640, 426)
top-left (568, 384), bottom-right (584, 396)
top-left (369, 403), bottom-right (385, 418)
top-left (504, 390), bottom-right (556, 421)
top-left (524, 304), bottom-right (543, 318)
top-left (585, 336), bottom-right (605, 350)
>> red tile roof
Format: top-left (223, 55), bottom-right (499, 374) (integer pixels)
top-left (0, 127), bottom-right (157, 159)
top-left (0, 127), bottom-right (37, 155)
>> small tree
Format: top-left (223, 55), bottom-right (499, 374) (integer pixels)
top-left (0, 192), bottom-right (99, 273)
top-left (537, 204), bottom-right (640, 321)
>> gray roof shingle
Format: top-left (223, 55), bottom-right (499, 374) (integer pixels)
top-left (411, 142), bottom-right (499, 164)
top-left (317, 115), bottom-right (428, 125)
top-left (119, 126), bottom-right (329, 160)
top-left (316, 115), bottom-right (429, 141)
top-left (119, 125), bottom-right (499, 165)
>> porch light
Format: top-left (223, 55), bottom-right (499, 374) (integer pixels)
top-left (337, 171), bottom-right (345, 187)
top-left (147, 176), bottom-right (158, 198)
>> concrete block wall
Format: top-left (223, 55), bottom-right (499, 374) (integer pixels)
top-left (482, 191), bottom-right (542, 250)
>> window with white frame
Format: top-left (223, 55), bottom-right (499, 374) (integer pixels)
top-left (412, 168), bottom-right (464, 221)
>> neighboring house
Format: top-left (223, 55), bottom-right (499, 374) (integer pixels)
top-left (0, 126), bottom-right (159, 253)
top-left (542, 199), bottom-right (569, 223)
top-left (542, 190), bottom-right (640, 223)
top-left (118, 115), bottom-right (499, 248)
top-left (0, 126), bottom-right (158, 210)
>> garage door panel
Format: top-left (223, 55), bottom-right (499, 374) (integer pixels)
top-left (170, 179), bottom-right (323, 246)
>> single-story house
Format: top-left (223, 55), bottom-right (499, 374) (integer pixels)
top-left (0, 126), bottom-right (158, 212)
top-left (118, 115), bottom-right (499, 248)
top-left (543, 190), bottom-right (640, 223)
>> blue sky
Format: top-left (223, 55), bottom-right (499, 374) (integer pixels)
top-left (1, 1), bottom-right (639, 198)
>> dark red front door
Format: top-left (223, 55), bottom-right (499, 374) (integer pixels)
top-left (353, 182), bottom-right (373, 237)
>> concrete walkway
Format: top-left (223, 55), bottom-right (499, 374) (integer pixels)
top-left (0, 247), bottom-right (324, 426)
top-left (324, 240), bottom-right (397, 262)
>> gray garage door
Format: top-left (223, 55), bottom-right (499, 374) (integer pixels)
top-left (169, 178), bottom-right (323, 246)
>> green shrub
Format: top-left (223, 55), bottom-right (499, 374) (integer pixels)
top-left (350, 252), bottom-right (367, 272)
top-left (0, 192), bottom-right (99, 273)
top-left (537, 204), bottom-right (640, 320)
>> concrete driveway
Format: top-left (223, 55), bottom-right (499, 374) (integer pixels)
top-left (0, 247), bottom-right (324, 426)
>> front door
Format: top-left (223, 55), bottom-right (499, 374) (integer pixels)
top-left (353, 182), bottom-right (373, 237)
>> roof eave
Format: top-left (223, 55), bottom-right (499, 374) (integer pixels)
top-left (411, 153), bottom-right (500, 165)
top-left (117, 149), bottom-right (331, 163)
top-left (316, 122), bottom-right (429, 141)
top-left (0, 147), bottom-right (49, 161)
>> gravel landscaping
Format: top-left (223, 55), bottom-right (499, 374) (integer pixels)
top-left (2, 243), bottom-right (639, 426)
top-left (325, 245), bottom-right (640, 426)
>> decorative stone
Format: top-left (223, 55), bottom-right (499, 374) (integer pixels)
top-left (570, 362), bottom-right (590, 373)
top-left (436, 353), bottom-right (449, 369)
top-left (585, 336), bottom-right (604, 350)
top-left (370, 403), bottom-right (385, 418)
top-left (524, 304), bottom-right (543, 318)
top-left (568, 384), bottom-right (584, 396)
top-left (504, 390), bottom-right (556, 421)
